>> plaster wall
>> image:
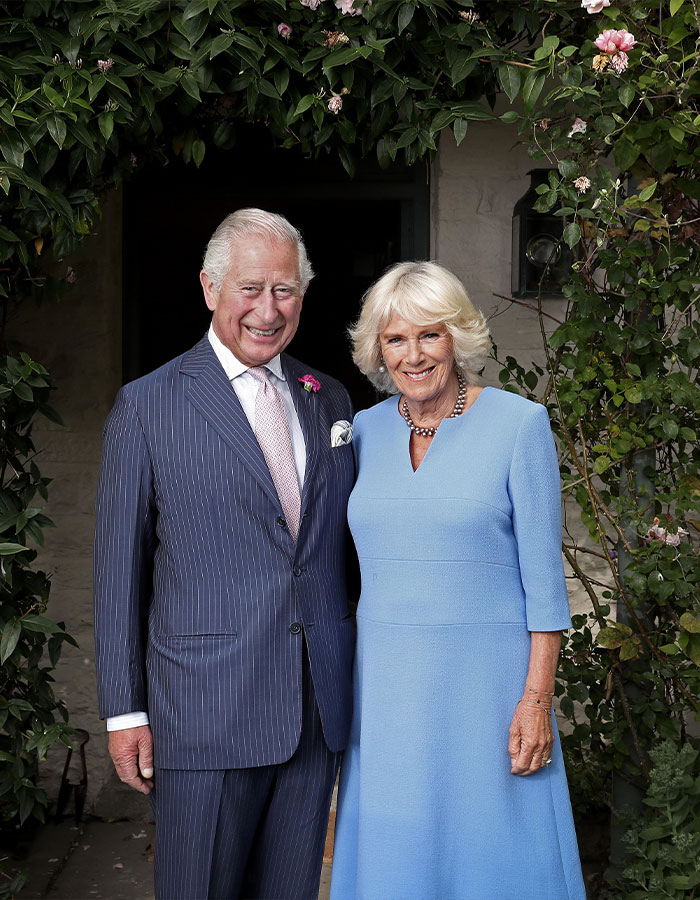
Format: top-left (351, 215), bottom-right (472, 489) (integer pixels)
top-left (431, 122), bottom-right (568, 383)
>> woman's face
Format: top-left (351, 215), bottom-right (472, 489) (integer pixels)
top-left (379, 314), bottom-right (456, 406)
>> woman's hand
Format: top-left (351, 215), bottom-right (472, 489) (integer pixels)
top-left (508, 700), bottom-right (554, 776)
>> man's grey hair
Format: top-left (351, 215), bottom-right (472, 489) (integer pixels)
top-left (202, 208), bottom-right (314, 293)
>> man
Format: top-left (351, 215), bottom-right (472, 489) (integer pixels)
top-left (94, 209), bottom-right (356, 900)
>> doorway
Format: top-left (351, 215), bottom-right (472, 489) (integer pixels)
top-left (123, 128), bottom-right (430, 411)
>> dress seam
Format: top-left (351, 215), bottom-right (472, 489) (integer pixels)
top-left (358, 556), bottom-right (519, 569)
top-left (356, 616), bottom-right (527, 627)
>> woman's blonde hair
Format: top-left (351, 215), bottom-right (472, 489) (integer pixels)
top-left (350, 261), bottom-right (492, 394)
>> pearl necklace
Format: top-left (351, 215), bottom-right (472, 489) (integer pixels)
top-left (401, 371), bottom-right (467, 437)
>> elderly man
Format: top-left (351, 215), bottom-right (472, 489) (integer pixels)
top-left (94, 209), bottom-right (356, 900)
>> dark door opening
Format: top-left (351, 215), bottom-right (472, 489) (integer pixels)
top-left (123, 129), bottom-right (430, 412)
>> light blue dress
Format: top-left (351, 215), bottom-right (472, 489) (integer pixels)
top-left (330, 387), bottom-right (586, 900)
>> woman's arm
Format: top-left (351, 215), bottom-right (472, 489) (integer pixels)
top-left (508, 631), bottom-right (562, 776)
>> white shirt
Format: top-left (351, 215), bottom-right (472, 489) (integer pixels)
top-left (106, 326), bottom-right (307, 732)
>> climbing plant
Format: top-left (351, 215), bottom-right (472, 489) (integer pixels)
top-left (0, 2), bottom-right (699, 897)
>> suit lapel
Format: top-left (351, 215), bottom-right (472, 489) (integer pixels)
top-left (181, 336), bottom-right (281, 511)
top-left (282, 355), bottom-right (321, 520)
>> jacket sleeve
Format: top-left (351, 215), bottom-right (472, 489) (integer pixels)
top-left (507, 403), bottom-right (572, 632)
top-left (94, 388), bottom-right (157, 718)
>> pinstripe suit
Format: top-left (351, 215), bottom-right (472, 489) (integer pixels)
top-left (94, 333), bottom-right (355, 896)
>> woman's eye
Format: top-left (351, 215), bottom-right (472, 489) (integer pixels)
top-left (423, 332), bottom-right (440, 340)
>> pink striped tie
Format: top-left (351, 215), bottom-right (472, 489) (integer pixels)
top-left (248, 367), bottom-right (301, 542)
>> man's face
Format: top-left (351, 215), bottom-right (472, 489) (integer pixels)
top-left (200, 236), bottom-right (304, 367)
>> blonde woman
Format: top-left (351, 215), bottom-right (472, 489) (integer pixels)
top-left (330, 262), bottom-right (585, 900)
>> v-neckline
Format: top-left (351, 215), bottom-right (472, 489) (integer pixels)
top-left (398, 386), bottom-right (492, 474)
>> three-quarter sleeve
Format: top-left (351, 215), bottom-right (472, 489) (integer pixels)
top-left (507, 403), bottom-right (572, 632)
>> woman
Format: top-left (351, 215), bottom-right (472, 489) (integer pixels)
top-left (330, 262), bottom-right (586, 900)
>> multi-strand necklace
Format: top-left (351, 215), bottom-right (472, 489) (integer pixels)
top-left (400, 371), bottom-right (467, 438)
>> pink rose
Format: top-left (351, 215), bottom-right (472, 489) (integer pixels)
top-left (581, 0), bottom-right (611, 12)
top-left (594, 28), bottom-right (636, 54)
top-left (594, 29), bottom-right (618, 53)
top-left (334, 0), bottom-right (366, 14)
top-left (277, 22), bottom-right (293, 38)
top-left (301, 0), bottom-right (323, 7)
top-left (568, 117), bottom-right (587, 137)
top-left (298, 374), bottom-right (321, 393)
top-left (328, 94), bottom-right (343, 114)
top-left (615, 29), bottom-right (636, 51)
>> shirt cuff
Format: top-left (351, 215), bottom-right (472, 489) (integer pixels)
top-left (106, 711), bottom-right (150, 731)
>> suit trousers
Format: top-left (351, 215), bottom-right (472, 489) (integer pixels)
top-left (151, 644), bottom-right (340, 900)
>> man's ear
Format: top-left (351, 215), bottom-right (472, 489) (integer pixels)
top-left (200, 270), bottom-right (218, 311)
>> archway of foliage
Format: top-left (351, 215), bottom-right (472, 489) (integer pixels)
top-left (0, 2), bottom-right (698, 897)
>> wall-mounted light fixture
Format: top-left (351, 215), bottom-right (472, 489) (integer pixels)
top-left (511, 169), bottom-right (573, 298)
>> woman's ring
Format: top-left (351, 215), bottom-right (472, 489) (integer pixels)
top-left (543, 758), bottom-right (552, 766)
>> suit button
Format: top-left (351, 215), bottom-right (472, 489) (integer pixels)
top-left (276, 516), bottom-right (287, 529)
top-left (289, 622), bottom-right (302, 634)
top-left (293, 565), bottom-right (305, 577)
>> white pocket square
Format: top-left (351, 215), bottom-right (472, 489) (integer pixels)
top-left (330, 420), bottom-right (353, 448)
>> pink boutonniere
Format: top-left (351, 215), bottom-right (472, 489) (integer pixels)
top-left (298, 374), bottom-right (321, 394)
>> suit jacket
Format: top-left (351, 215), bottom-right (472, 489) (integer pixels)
top-left (94, 334), bottom-right (356, 769)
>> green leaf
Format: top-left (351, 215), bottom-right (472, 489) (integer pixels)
top-left (209, 32), bottom-right (234, 60)
top-left (500, 110), bottom-right (519, 124)
top-left (522, 70), bottom-right (545, 113)
top-left (397, 3), bottom-right (415, 34)
top-left (638, 181), bottom-right (657, 202)
top-left (596, 626), bottom-right (625, 649)
top-left (46, 115), bottom-right (67, 149)
top-left (98, 112), bottom-right (114, 141)
top-left (13, 382), bottom-right (33, 402)
top-left (663, 419), bottom-right (678, 439)
top-left (618, 84), bottom-right (634, 108)
top-left (322, 47), bottom-right (358, 72)
top-left (181, 72), bottom-right (201, 102)
top-left (563, 222), bottom-right (581, 249)
top-left (680, 612), bottom-right (700, 633)
top-left (670, 0), bottom-right (686, 14)
top-left (685, 632), bottom-right (700, 665)
top-left (453, 119), bottom-right (468, 147)
top-left (0, 135), bottom-right (25, 168)
top-left (294, 95), bottom-right (314, 117)
top-left (558, 160), bottom-right (578, 179)
top-left (497, 64), bottom-right (521, 103)
top-left (614, 138), bottom-right (640, 171)
top-left (20, 615), bottom-right (63, 635)
top-left (0, 543), bottom-right (28, 555)
top-left (451, 54), bottom-right (477, 87)
top-left (0, 619), bottom-right (21, 663)
top-left (192, 139), bottom-right (205, 168)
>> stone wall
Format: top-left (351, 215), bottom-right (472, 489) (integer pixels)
top-left (5, 192), bottom-right (138, 816)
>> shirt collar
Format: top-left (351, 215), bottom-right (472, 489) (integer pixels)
top-left (208, 324), bottom-right (285, 382)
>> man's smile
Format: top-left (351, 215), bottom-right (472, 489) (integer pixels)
top-left (245, 325), bottom-right (282, 337)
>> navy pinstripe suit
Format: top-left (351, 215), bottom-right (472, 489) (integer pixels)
top-left (94, 333), bottom-right (355, 896)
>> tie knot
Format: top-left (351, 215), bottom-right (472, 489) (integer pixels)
top-left (247, 366), bottom-right (271, 384)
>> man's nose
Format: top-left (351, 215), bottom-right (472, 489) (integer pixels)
top-left (257, 290), bottom-right (278, 323)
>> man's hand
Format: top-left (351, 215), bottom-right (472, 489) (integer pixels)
top-left (108, 725), bottom-right (154, 794)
